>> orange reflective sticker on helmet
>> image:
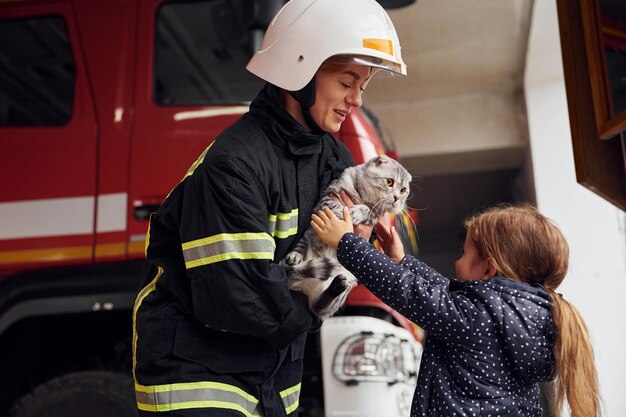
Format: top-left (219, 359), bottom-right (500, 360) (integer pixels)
top-left (363, 38), bottom-right (394, 56)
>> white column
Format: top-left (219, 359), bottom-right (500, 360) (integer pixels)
top-left (524, 1), bottom-right (626, 416)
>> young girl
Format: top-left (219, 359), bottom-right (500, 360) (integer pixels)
top-left (311, 203), bottom-right (600, 417)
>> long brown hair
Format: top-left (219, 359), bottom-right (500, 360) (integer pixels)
top-left (465, 203), bottom-right (600, 417)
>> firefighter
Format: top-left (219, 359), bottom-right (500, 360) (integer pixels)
top-left (132, 0), bottom-right (406, 416)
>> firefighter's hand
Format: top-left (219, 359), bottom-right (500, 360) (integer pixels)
top-left (331, 190), bottom-right (376, 241)
top-left (375, 222), bottom-right (405, 263)
top-left (311, 207), bottom-right (353, 249)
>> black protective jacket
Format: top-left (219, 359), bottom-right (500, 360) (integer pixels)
top-left (133, 84), bottom-right (353, 417)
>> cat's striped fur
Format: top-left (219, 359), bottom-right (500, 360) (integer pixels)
top-left (281, 155), bottom-right (412, 319)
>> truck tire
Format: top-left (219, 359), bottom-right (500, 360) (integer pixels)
top-left (9, 371), bottom-right (136, 417)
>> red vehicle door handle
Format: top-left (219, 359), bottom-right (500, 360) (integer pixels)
top-left (133, 198), bottom-right (163, 221)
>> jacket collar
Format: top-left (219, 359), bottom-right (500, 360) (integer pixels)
top-left (450, 275), bottom-right (551, 301)
top-left (249, 83), bottom-right (326, 156)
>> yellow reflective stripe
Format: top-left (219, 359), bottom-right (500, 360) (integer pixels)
top-left (139, 401), bottom-right (260, 416)
top-left (182, 232), bottom-right (274, 250)
top-left (279, 382), bottom-right (301, 398)
top-left (132, 266), bottom-right (163, 383)
top-left (134, 381), bottom-right (300, 416)
top-left (144, 214), bottom-right (153, 258)
top-left (134, 354), bottom-right (298, 417)
top-left (280, 382), bottom-right (301, 415)
top-left (185, 252), bottom-right (275, 269)
top-left (165, 142), bottom-right (215, 200)
top-left (183, 142), bottom-right (214, 180)
top-left (135, 381), bottom-right (262, 416)
top-left (285, 400), bottom-right (299, 415)
top-left (267, 210), bottom-right (299, 222)
top-left (273, 228), bottom-right (298, 239)
top-left (363, 38), bottom-right (394, 55)
top-left (138, 401), bottom-right (257, 415)
top-left (267, 209), bottom-right (298, 239)
top-left (135, 381), bottom-right (259, 402)
top-left (182, 233), bottom-right (275, 269)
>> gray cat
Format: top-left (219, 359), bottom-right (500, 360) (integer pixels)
top-left (282, 155), bottom-right (412, 319)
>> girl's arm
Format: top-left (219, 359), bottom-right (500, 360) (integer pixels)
top-left (312, 208), bottom-right (475, 340)
top-left (375, 222), bottom-right (444, 283)
top-left (399, 256), bottom-right (445, 283)
top-left (337, 233), bottom-right (467, 336)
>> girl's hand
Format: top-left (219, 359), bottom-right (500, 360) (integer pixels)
top-left (375, 222), bottom-right (405, 263)
top-left (330, 190), bottom-right (376, 241)
top-left (339, 190), bottom-right (376, 240)
top-left (311, 206), bottom-right (353, 249)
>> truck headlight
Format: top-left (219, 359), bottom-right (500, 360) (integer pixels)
top-left (332, 331), bottom-right (420, 385)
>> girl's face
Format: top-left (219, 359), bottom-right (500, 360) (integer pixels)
top-left (455, 234), bottom-right (492, 281)
top-left (310, 64), bottom-right (371, 132)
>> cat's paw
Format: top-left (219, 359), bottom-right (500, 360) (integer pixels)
top-left (284, 251), bottom-right (303, 266)
top-left (330, 274), bottom-right (352, 294)
top-left (313, 273), bottom-right (357, 320)
top-left (349, 204), bottom-right (372, 225)
top-left (337, 273), bottom-right (358, 292)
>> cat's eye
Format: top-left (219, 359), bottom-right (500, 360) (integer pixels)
top-left (386, 178), bottom-right (394, 187)
top-left (400, 187), bottom-right (407, 194)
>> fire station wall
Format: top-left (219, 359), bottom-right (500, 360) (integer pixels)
top-left (366, 89), bottom-right (533, 279)
top-left (362, 0), bottom-right (536, 277)
top-left (525, 1), bottom-right (626, 416)
top-left (368, 91), bottom-right (527, 177)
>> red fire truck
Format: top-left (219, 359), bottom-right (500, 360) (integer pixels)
top-left (0, 1), bottom-right (421, 416)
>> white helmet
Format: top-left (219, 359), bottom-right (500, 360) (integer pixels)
top-left (247, 0), bottom-right (407, 91)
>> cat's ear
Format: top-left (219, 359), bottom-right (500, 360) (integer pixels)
top-left (374, 156), bottom-right (386, 166)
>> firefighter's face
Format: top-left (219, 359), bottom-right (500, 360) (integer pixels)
top-left (310, 63), bottom-right (371, 132)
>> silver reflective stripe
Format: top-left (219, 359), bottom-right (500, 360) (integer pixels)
top-left (135, 381), bottom-right (263, 416)
top-left (182, 232), bottom-right (275, 269)
top-left (268, 209), bottom-right (298, 239)
top-left (280, 383), bottom-right (301, 415)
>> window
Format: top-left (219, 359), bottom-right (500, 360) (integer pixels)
top-left (0, 16), bottom-right (75, 126)
top-left (154, 0), bottom-right (264, 106)
top-left (599, 3), bottom-right (626, 122)
top-left (557, 0), bottom-right (626, 211)
top-left (603, 17), bottom-right (626, 117)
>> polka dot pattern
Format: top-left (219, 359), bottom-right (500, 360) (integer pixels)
top-left (337, 233), bottom-right (556, 417)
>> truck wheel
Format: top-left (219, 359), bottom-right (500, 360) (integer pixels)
top-left (9, 371), bottom-right (136, 417)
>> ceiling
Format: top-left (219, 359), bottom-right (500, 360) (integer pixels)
top-left (366, 0), bottom-right (535, 270)
top-left (371, 0), bottom-right (533, 103)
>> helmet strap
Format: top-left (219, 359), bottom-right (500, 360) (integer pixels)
top-left (287, 76), bottom-right (324, 134)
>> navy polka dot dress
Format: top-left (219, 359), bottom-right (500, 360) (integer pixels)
top-left (337, 233), bottom-right (556, 417)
